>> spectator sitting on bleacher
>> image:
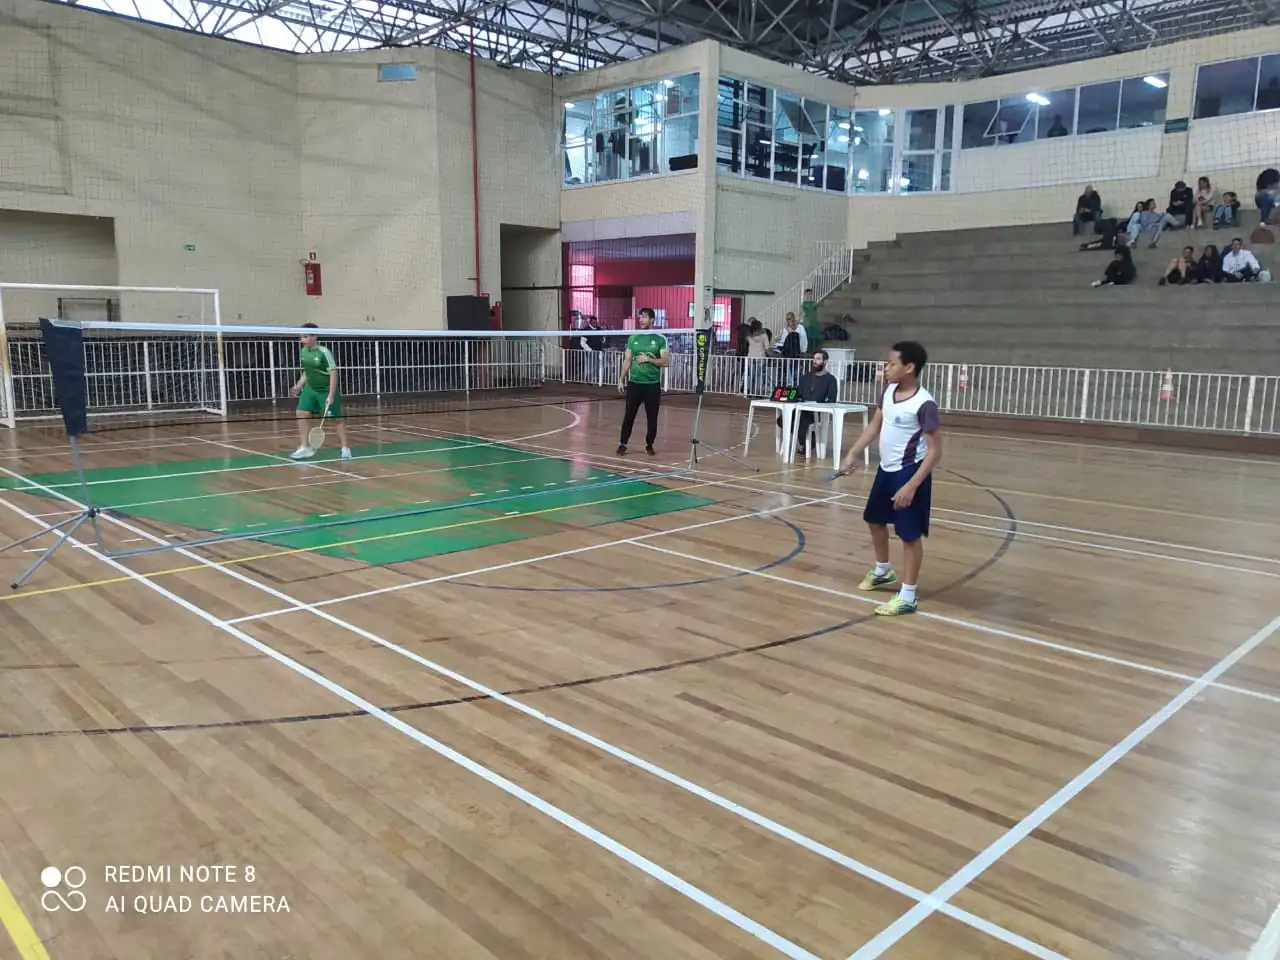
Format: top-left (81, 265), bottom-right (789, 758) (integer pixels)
top-left (1214, 192), bottom-right (1241, 228)
top-left (1158, 246), bottom-right (1195, 285)
top-left (1192, 178), bottom-right (1215, 229)
top-left (1092, 246), bottom-right (1136, 286)
top-left (1128, 199), bottom-right (1179, 248)
top-left (1257, 169), bottom-right (1279, 228)
top-left (1168, 181), bottom-right (1195, 227)
top-left (1193, 245), bottom-right (1223, 283)
top-left (1222, 238), bottom-right (1262, 282)
top-left (1073, 185), bottom-right (1102, 235)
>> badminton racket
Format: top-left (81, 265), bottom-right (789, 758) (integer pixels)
top-left (822, 468), bottom-right (849, 483)
top-left (308, 403), bottom-right (331, 450)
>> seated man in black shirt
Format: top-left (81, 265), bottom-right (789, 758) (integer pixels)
top-left (794, 349), bottom-right (839, 456)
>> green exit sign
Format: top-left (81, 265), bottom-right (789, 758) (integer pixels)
top-left (1163, 117), bottom-right (1189, 134)
top-left (183, 244), bottom-right (196, 252)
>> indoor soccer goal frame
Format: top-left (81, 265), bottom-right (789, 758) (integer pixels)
top-left (0, 283), bottom-right (227, 429)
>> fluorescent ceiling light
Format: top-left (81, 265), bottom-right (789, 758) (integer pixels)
top-left (1144, 75), bottom-right (1167, 88)
top-left (856, 168), bottom-right (869, 180)
top-left (878, 108), bottom-right (892, 116)
top-left (838, 121), bottom-right (850, 129)
top-left (837, 135), bottom-right (849, 143)
top-left (1025, 93), bottom-right (1050, 106)
top-left (853, 125), bottom-right (864, 133)
top-left (564, 102), bottom-right (574, 108)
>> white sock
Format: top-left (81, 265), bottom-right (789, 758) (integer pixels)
top-left (899, 584), bottom-right (917, 604)
top-left (874, 561), bottom-right (892, 577)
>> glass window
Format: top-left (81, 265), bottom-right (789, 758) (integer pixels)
top-left (629, 84), bottom-right (661, 177)
top-left (851, 110), bottom-right (893, 193)
top-left (990, 97), bottom-right (1033, 144)
top-left (1260, 55), bottom-right (1280, 110)
top-left (900, 154), bottom-right (934, 193)
top-left (825, 108), bottom-right (851, 193)
top-left (940, 105), bottom-right (954, 191)
top-left (1033, 88), bottom-right (1076, 138)
top-left (562, 101), bottom-right (593, 185)
top-left (961, 100), bottom-right (996, 148)
top-left (717, 76), bottom-right (745, 173)
top-left (905, 108), bottom-right (938, 151)
top-left (1119, 74), bottom-right (1168, 128)
top-left (664, 73), bottom-right (699, 115)
top-left (1078, 80), bottom-right (1120, 134)
top-left (799, 99), bottom-right (827, 189)
top-left (902, 108), bottom-right (940, 193)
top-left (1194, 59), bottom-right (1260, 118)
top-left (773, 92), bottom-right (802, 184)
top-left (743, 86), bottom-right (773, 180)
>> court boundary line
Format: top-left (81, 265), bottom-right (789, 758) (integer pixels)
top-left (373, 421), bottom-right (1280, 558)
top-left (0, 495), bottom-right (827, 960)
top-left (0, 872), bottom-right (49, 960)
top-left (1250, 905), bottom-right (1280, 960)
top-left (1, 483), bottom-right (1068, 960)
top-left (628, 541), bottom-right (1280, 706)
top-left (844, 613), bottom-right (1280, 959)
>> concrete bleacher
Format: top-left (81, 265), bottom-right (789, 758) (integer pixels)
top-left (826, 216), bottom-right (1280, 375)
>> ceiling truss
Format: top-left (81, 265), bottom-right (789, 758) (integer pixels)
top-left (43, 0), bottom-right (1278, 81)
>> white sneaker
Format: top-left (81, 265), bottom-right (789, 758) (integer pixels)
top-left (341, 447), bottom-right (353, 460)
top-left (290, 445), bottom-right (314, 459)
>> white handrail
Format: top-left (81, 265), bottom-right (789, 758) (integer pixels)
top-left (751, 240), bottom-right (854, 339)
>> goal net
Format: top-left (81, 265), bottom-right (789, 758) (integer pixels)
top-left (0, 283), bottom-right (225, 428)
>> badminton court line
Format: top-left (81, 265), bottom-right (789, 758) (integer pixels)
top-left (0, 494), bottom-right (825, 960)
top-left (192, 437), bottom-right (362, 480)
top-left (629, 542), bottom-right (1280, 707)
top-left (1250, 905), bottom-right (1280, 960)
top-left (377, 422), bottom-right (1280, 566)
top-left (3, 479), bottom-right (1067, 960)
top-left (845, 612), bottom-right (1280, 959)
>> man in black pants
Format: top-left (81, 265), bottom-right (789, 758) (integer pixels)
top-left (617, 307), bottom-right (669, 456)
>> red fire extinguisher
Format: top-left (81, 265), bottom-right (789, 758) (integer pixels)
top-left (304, 260), bottom-right (322, 297)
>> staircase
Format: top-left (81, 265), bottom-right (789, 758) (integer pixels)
top-left (823, 218), bottom-right (1280, 374)
top-left (753, 240), bottom-right (854, 339)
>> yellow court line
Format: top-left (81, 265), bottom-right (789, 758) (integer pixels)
top-left (0, 873), bottom-right (49, 960)
top-left (0, 469), bottom-right (791, 603)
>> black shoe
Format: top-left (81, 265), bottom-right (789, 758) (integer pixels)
top-left (645, 444), bottom-right (655, 456)
top-left (617, 444), bottom-right (627, 455)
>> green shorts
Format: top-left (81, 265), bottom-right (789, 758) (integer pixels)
top-left (297, 384), bottom-right (342, 417)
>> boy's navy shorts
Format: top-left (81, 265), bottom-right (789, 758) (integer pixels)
top-left (862, 464), bottom-right (932, 542)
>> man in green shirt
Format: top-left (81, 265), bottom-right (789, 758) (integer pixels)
top-left (616, 307), bottom-right (669, 456)
top-left (289, 323), bottom-right (352, 460)
top-left (800, 287), bottom-right (821, 348)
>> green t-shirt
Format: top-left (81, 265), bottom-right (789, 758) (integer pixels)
top-left (625, 332), bottom-right (667, 385)
top-left (300, 344), bottom-right (337, 392)
top-left (801, 300), bottom-right (821, 345)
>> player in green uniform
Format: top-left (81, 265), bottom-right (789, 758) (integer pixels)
top-left (289, 323), bottom-right (352, 460)
top-left (616, 307), bottom-right (669, 456)
top-left (800, 287), bottom-right (821, 348)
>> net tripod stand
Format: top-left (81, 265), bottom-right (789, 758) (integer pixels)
top-left (686, 325), bottom-right (759, 473)
top-left (0, 318), bottom-right (106, 589)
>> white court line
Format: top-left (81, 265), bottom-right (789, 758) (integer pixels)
top-left (630, 541), bottom-right (1280, 707)
top-left (0, 496), bottom-right (820, 960)
top-left (845, 613), bottom-right (1280, 959)
top-left (228, 492), bottom-right (843, 623)
top-left (378, 423), bottom-right (1280, 567)
top-left (4, 479), bottom-right (1064, 960)
top-left (1250, 905), bottom-right (1280, 960)
top-left (192, 436), bottom-right (360, 480)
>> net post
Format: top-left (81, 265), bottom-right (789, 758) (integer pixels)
top-left (212, 289), bottom-right (228, 417)
top-left (0, 287), bottom-right (16, 429)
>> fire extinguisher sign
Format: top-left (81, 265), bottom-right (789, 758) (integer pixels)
top-left (304, 262), bottom-right (322, 297)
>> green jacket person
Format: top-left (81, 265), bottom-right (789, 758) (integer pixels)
top-left (616, 308), bottom-right (669, 456)
top-left (289, 323), bottom-right (353, 460)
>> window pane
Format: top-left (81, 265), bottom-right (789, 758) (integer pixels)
top-left (717, 127), bottom-right (742, 173)
top-left (851, 143), bottom-right (893, 194)
top-left (853, 109), bottom-right (894, 144)
top-left (629, 84), bottom-right (661, 177)
top-left (665, 73), bottom-right (699, 115)
top-left (594, 91), bottom-right (630, 181)
top-left (901, 153), bottom-right (935, 193)
top-left (825, 107), bottom-right (851, 193)
top-left (1119, 74), bottom-right (1168, 128)
top-left (991, 97), bottom-right (1033, 144)
top-left (1194, 59), bottom-right (1259, 118)
top-left (940, 151), bottom-right (952, 192)
top-left (905, 109), bottom-right (937, 151)
top-left (1034, 88), bottom-right (1076, 138)
top-left (1260, 55), bottom-right (1280, 110)
top-left (773, 92), bottom-right (801, 184)
top-left (562, 101), bottom-right (593, 184)
top-left (960, 101), bottom-right (996, 148)
top-left (943, 105), bottom-right (955, 148)
top-left (799, 100), bottom-right (827, 188)
top-left (1078, 81), bottom-right (1120, 134)
top-left (664, 115), bottom-right (699, 172)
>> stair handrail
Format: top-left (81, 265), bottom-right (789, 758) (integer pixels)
top-left (752, 240), bottom-right (854, 342)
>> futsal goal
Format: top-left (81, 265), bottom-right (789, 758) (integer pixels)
top-left (0, 283), bottom-right (227, 428)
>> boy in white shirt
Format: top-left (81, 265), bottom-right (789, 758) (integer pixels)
top-left (834, 341), bottom-right (943, 616)
top-left (1221, 237), bottom-right (1262, 282)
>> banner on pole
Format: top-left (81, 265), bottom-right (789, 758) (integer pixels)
top-left (40, 318), bottom-right (89, 438)
top-left (694, 325), bottom-right (713, 395)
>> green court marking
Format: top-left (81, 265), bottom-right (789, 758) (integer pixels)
top-left (2, 437), bottom-right (714, 566)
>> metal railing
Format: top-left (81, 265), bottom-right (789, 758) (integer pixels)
top-left (752, 240), bottom-right (854, 335)
top-left (1, 328), bottom-right (1276, 438)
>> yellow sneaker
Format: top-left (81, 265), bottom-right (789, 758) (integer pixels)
top-left (858, 569), bottom-right (898, 592)
top-left (874, 595), bottom-right (918, 616)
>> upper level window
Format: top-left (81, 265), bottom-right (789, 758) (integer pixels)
top-left (1194, 54), bottom-right (1280, 118)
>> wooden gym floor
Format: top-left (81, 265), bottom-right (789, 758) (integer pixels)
top-left (0, 394), bottom-right (1277, 960)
